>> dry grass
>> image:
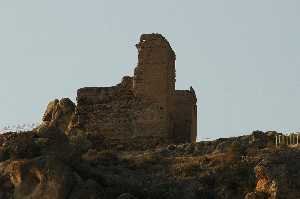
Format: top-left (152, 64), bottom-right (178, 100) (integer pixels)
top-left (170, 156), bottom-right (203, 177)
top-left (169, 153), bottom-right (231, 178)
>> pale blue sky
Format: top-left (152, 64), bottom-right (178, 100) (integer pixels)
top-left (1, 0), bottom-right (300, 139)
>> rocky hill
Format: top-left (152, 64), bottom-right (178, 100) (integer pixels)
top-left (2, 34), bottom-right (299, 198)
top-left (0, 119), bottom-right (299, 199)
top-left (0, 97), bottom-right (299, 199)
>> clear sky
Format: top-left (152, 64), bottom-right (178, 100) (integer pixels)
top-left (1, 0), bottom-right (300, 139)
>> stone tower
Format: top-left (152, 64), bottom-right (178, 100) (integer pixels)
top-left (133, 34), bottom-right (176, 139)
top-left (133, 34), bottom-right (176, 103)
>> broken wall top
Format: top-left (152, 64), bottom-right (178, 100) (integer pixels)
top-left (136, 33), bottom-right (176, 61)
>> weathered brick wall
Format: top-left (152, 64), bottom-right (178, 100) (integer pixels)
top-left (75, 77), bottom-right (168, 142)
top-left (76, 85), bottom-right (135, 138)
top-left (72, 33), bottom-right (197, 147)
top-left (134, 34), bottom-right (176, 98)
top-left (172, 89), bottom-right (197, 143)
top-left (133, 33), bottom-right (176, 140)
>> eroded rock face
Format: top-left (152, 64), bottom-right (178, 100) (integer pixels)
top-left (0, 129), bottom-right (104, 199)
top-left (0, 157), bottom-right (76, 199)
top-left (36, 98), bottom-right (76, 134)
top-left (0, 131), bottom-right (40, 161)
top-left (1, 126), bottom-right (300, 199)
top-left (246, 150), bottom-right (300, 199)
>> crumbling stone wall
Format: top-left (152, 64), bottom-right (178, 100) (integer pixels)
top-left (133, 34), bottom-right (176, 140)
top-left (76, 77), bottom-right (167, 143)
top-left (172, 89), bottom-right (197, 143)
top-left (73, 33), bottom-right (197, 146)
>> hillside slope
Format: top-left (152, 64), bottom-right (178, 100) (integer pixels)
top-left (0, 128), bottom-right (299, 199)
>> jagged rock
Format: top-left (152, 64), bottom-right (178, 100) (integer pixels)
top-left (0, 131), bottom-right (41, 161)
top-left (35, 98), bottom-right (76, 134)
top-left (0, 157), bottom-right (76, 199)
top-left (1, 125), bottom-right (300, 199)
top-left (247, 149), bottom-right (300, 199)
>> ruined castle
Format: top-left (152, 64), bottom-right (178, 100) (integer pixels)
top-left (75, 34), bottom-right (197, 145)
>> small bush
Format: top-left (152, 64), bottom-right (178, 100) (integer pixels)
top-left (1, 132), bottom-right (41, 160)
top-left (97, 150), bottom-right (119, 162)
top-left (170, 157), bottom-right (203, 177)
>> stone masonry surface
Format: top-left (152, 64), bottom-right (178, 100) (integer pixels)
top-left (73, 33), bottom-right (197, 145)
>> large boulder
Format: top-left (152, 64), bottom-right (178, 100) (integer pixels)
top-left (0, 157), bottom-right (76, 199)
top-left (246, 150), bottom-right (300, 199)
top-left (0, 128), bottom-right (104, 199)
top-left (36, 98), bottom-right (76, 134)
top-left (0, 132), bottom-right (41, 161)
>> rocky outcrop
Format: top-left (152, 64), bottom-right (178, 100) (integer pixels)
top-left (245, 149), bottom-right (300, 199)
top-left (0, 129), bottom-right (299, 199)
top-left (0, 127), bottom-right (107, 199)
top-left (0, 158), bottom-right (75, 199)
top-left (35, 98), bottom-right (76, 134)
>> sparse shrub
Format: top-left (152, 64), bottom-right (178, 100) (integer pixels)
top-left (1, 132), bottom-right (41, 160)
top-left (81, 149), bottom-right (120, 166)
top-left (171, 157), bottom-right (203, 177)
top-left (139, 152), bottom-right (161, 165)
top-left (97, 150), bottom-right (119, 163)
top-left (125, 152), bottom-right (163, 169)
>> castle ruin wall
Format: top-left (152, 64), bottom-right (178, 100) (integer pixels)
top-left (73, 33), bottom-right (197, 146)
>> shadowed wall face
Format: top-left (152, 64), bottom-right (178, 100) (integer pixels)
top-left (172, 90), bottom-right (197, 143)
